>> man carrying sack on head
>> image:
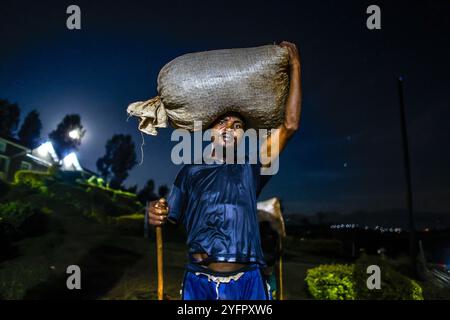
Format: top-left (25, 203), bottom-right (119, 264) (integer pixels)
top-left (147, 41), bottom-right (302, 300)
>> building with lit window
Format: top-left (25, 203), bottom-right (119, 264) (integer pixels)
top-left (0, 135), bottom-right (95, 182)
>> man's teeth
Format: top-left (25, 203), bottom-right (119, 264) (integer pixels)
top-left (222, 133), bottom-right (233, 142)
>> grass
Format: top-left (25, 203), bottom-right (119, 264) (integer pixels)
top-left (0, 200), bottom-right (324, 299)
top-left (0, 173), bottom-right (358, 300)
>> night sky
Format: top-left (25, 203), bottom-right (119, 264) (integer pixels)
top-left (1, 0), bottom-right (449, 215)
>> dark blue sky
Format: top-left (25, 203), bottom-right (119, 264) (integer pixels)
top-left (1, 0), bottom-right (449, 215)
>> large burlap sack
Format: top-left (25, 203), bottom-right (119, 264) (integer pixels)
top-left (127, 45), bottom-right (289, 135)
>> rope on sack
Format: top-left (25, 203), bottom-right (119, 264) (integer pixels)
top-left (126, 107), bottom-right (145, 165)
top-left (127, 96), bottom-right (167, 165)
top-left (127, 96), bottom-right (168, 136)
top-left (138, 131), bottom-right (145, 166)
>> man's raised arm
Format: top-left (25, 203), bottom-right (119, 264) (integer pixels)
top-left (260, 41), bottom-right (302, 168)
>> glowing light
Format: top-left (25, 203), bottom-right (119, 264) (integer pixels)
top-left (62, 152), bottom-right (82, 171)
top-left (37, 143), bottom-right (51, 156)
top-left (36, 142), bottom-right (59, 162)
top-left (68, 129), bottom-right (81, 140)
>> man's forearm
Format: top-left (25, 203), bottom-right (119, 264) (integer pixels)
top-left (259, 42), bottom-right (301, 165)
top-left (283, 64), bottom-right (302, 134)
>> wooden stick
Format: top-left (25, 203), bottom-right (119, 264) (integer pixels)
top-left (154, 198), bottom-right (167, 300)
top-left (277, 238), bottom-right (284, 300)
top-left (156, 225), bottom-right (164, 300)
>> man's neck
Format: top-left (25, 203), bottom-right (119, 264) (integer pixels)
top-left (210, 147), bottom-right (245, 164)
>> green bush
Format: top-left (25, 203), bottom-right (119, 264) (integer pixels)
top-left (306, 257), bottom-right (424, 300)
top-left (353, 255), bottom-right (423, 300)
top-left (411, 280), bottom-right (423, 300)
top-left (305, 264), bottom-right (356, 300)
top-left (0, 201), bottom-right (49, 239)
top-left (0, 202), bottom-right (35, 229)
top-left (14, 170), bottom-right (52, 194)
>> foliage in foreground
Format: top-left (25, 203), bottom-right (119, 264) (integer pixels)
top-left (14, 170), bottom-right (52, 195)
top-left (353, 255), bottom-right (423, 300)
top-left (0, 201), bottom-right (51, 239)
top-left (305, 264), bottom-right (355, 300)
top-left (306, 255), bottom-right (424, 300)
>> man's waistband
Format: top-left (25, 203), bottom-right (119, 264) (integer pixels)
top-left (188, 252), bottom-right (265, 266)
top-left (186, 262), bottom-right (260, 278)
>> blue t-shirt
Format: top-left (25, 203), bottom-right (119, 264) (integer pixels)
top-left (167, 159), bottom-right (271, 266)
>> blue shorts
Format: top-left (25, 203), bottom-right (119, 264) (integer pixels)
top-left (181, 263), bottom-right (272, 300)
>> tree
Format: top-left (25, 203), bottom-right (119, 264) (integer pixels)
top-left (137, 179), bottom-right (159, 205)
top-left (158, 185), bottom-right (169, 198)
top-left (18, 110), bottom-right (42, 149)
top-left (0, 99), bottom-right (20, 138)
top-left (96, 134), bottom-right (137, 190)
top-left (48, 114), bottom-right (85, 157)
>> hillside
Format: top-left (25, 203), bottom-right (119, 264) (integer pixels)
top-left (0, 170), bottom-right (320, 299)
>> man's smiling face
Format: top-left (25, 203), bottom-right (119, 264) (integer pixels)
top-left (210, 113), bottom-right (246, 149)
